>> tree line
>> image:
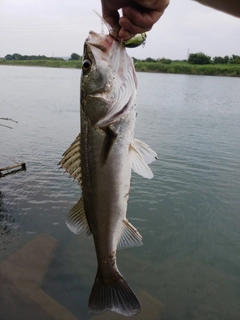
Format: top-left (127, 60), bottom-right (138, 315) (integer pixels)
top-left (188, 53), bottom-right (240, 65)
top-left (4, 53), bottom-right (64, 61)
top-left (4, 53), bottom-right (82, 61)
top-left (3, 52), bottom-right (240, 65)
top-left (133, 53), bottom-right (240, 65)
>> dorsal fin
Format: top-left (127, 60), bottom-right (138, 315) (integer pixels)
top-left (58, 134), bottom-right (82, 185)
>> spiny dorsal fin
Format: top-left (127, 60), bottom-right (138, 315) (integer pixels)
top-left (66, 197), bottom-right (92, 237)
top-left (117, 219), bottom-right (143, 250)
top-left (129, 138), bottom-right (157, 179)
top-left (58, 134), bottom-right (82, 185)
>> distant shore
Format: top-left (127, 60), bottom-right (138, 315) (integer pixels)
top-left (1, 59), bottom-right (240, 77)
top-left (0, 59), bottom-right (82, 69)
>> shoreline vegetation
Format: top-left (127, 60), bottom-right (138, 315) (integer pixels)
top-left (1, 52), bottom-right (240, 77)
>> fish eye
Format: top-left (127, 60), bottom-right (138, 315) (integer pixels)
top-left (82, 59), bottom-right (91, 72)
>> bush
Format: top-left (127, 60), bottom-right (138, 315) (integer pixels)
top-left (188, 52), bottom-right (211, 65)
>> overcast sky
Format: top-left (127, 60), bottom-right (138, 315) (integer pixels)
top-left (0, 0), bottom-right (240, 60)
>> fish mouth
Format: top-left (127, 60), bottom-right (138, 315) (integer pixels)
top-left (87, 30), bottom-right (114, 53)
top-left (88, 30), bottom-right (99, 37)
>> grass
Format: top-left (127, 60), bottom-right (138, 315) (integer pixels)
top-left (0, 59), bottom-right (82, 69)
top-left (135, 61), bottom-right (240, 77)
top-left (1, 59), bottom-right (240, 77)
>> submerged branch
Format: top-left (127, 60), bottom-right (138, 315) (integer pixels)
top-left (0, 118), bottom-right (18, 123)
top-left (0, 124), bottom-right (13, 129)
top-left (0, 118), bottom-right (18, 129)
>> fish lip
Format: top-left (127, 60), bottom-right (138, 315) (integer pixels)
top-left (89, 30), bottom-right (98, 36)
top-left (87, 30), bottom-right (114, 53)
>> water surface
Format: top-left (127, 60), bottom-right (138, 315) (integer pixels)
top-left (1, 66), bottom-right (240, 320)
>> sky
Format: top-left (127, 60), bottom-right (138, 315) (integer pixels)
top-left (0, 0), bottom-right (240, 60)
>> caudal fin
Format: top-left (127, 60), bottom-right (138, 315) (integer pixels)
top-left (88, 269), bottom-right (141, 317)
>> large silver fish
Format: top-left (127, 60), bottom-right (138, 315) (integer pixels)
top-left (59, 31), bottom-right (157, 317)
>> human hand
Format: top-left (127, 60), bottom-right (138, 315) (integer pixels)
top-left (101, 0), bottom-right (169, 40)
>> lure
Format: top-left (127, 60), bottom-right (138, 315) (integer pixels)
top-left (123, 33), bottom-right (147, 48)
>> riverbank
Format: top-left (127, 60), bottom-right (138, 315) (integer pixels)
top-left (1, 59), bottom-right (240, 77)
top-left (0, 59), bottom-right (82, 69)
top-left (135, 61), bottom-right (240, 77)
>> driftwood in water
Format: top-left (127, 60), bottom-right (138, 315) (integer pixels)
top-left (0, 163), bottom-right (26, 177)
top-left (0, 118), bottom-right (18, 129)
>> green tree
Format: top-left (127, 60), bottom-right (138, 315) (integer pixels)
top-left (5, 54), bottom-right (13, 60)
top-left (230, 55), bottom-right (240, 64)
top-left (159, 58), bottom-right (172, 64)
top-left (188, 52), bottom-right (211, 65)
top-left (213, 56), bottom-right (224, 64)
top-left (145, 57), bottom-right (156, 62)
top-left (12, 53), bottom-right (23, 60)
top-left (70, 53), bottom-right (80, 60)
top-left (223, 56), bottom-right (230, 64)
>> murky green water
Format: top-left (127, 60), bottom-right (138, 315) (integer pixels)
top-left (1, 66), bottom-right (240, 320)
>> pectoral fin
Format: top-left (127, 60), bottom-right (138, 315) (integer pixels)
top-left (58, 134), bottom-right (82, 186)
top-left (117, 219), bottom-right (143, 250)
top-left (130, 138), bottom-right (157, 179)
top-left (131, 138), bottom-right (158, 164)
top-left (66, 197), bottom-right (92, 237)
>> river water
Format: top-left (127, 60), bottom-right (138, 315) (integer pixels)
top-left (1, 66), bottom-right (240, 320)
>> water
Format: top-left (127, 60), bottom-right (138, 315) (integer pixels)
top-left (1, 66), bottom-right (240, 320)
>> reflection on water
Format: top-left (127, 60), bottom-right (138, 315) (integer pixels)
top-left (1, 66), bottom-right (240, 319)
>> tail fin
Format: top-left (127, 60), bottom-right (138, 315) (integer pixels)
top-left (88, 269), bottom-right (141, 317)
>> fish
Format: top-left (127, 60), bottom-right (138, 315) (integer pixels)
top-left (59, 30), bottom-right (157, 317)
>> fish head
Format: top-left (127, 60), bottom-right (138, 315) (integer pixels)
top-left (81, 31), bottom-right (137, 127)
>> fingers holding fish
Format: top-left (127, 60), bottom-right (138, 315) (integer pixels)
top-left (119, 5), bottom-right (161, 40)
top-left (101, 0), bottom-right (169, 40)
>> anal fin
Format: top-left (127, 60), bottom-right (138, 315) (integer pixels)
top-left (66, 197), bottom-right (91, 237)
top-left (117, 219), bottom-right (143, 250)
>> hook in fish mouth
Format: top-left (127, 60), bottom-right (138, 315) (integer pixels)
top-left (109, 28), bottom-right (121, 43)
